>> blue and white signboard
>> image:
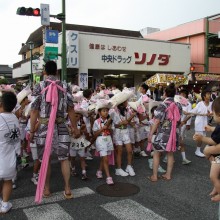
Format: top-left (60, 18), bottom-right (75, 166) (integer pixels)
top-left (66, 30), bottom-right (79, 68)
top-left (46, 30), bottom-right (59, 44)
top-left (79, 73), bottom-right (88, 89)
top-left (40, 4), bottom-right (50, 26)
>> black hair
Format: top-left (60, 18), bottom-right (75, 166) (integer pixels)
top-left (1, 92), bottom-right (17, 112)
top-left (150, 106), bottom-right (158, 118)
top-left (165, 83), bottom-right (176, 98)
top-left (212, 97), bottom-right (220, 114)
top-left (140, 83), bottom-right (149, 92)
top-left (179, 89), bottom-right (189, 98)
top-left (44, 60), bottom-right (57, 76)
top-left (83, 89), bottom-right (93, 99)
top-left (201, 89), bottom-right (211, 101)
top-left (117, 103), bottom-right (127, 117)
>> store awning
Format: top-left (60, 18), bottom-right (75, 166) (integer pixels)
top-left (146, 73), bottom-right (188, 86)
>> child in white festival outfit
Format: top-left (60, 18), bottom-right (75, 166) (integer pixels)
top-left (193, 97), bottom-right (220, 202)
top-left (0, 92), bottom-right (21, 213)
top-left (179, 89), bottom-right (192, 164)
top-left (110, 93), bottom-right (135, 177)
top-left (189, 89), bottom-right (212, 157)
top-left (69, 104), bottom-right (90, 180)
top-left (93, 100), bottom-right (114, 185)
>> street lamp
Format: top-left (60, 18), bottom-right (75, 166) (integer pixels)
top-left (28, 41), bottom-right (34, 86)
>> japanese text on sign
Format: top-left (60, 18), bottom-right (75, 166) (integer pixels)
top-left (102, 55), bottom-right (132, 63)
top-left (89, 43), bottom-right (126, 52)
top-left (66, 31), bottom-right (79, 68)
top-left (134, 52), bottom-right (170, 66)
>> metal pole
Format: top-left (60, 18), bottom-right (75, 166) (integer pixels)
top-left (61, 0), bottom-right (67, 81)
top-left (30, 48), bottom-right (33, 86)
top-left (205, 17), bottom-right (209, 73)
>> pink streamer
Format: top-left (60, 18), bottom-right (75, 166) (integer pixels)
top-left (35, 80), bottom-right (65, 204)
top-left (95, 150), bottom-right (115, 165)
top-left (146, 142), bottom-right (153, 152)
top-left (165, 101), bottom-right (180, 152)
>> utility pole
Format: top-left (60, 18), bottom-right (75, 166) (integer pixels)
top-left (61, 0), bottom-right (67, 82)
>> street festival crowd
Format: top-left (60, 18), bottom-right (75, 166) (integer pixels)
top-left (0, 60), bottom-right (220, 214)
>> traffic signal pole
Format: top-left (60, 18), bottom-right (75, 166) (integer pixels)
top-left (17, 1), bottom-right (67, 81)
top-left (61, 0), bottom-right (67, 82)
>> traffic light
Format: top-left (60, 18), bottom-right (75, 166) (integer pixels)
top-left (190, 66), bottom-right (195, 72)
top-left (16, 7), bottom-right (40, 16)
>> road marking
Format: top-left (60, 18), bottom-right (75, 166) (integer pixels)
top-left (12, 187), bottom-right (95, 210)
top-left (23, 203), bottom-right (73, 220)
top-left (101, 199), bottom-right (167, 220)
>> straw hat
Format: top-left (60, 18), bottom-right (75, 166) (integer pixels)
top-left (17, 86), bottom-right (32, 104)
top-left (74, 103), bottom-right (88, 117)
top-left (88, 103), bottom-right (97, 112)
top-left (212, 86), bottom-right (218, 92)
top-left (24, 96), bottom-right (36, 117)
top-left (112, 89), bottom-right (121, 95)
top-left (128, 100), bottom-right (145, 114)
top-left (73, 91), bottom-right (84, 103)
top-left (174, 95), bottom-right (188, 106)
top-left (95, 99), bottom-right (112, 114)
top-left (110, 91), bottom-right (132, 107)
top-left (72, 85), bottom-right (80, 93)
top-left (148, 100), bottom-right (161, 118)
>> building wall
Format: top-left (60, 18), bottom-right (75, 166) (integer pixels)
top-left (209, 57), bottom-right (220, 73)
top-left (145, 17), bottom-right (220, 74)
top-left (13, 32), bottom-right (191, 81)
top-left (144, 19), bottom-right (205, 41)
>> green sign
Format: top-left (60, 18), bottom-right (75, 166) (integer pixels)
top-left (44, 46), bottom-right (58, 60)
top-left (33, 74), bottom-right (41, 84)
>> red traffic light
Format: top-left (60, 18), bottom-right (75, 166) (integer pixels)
top-left (190, 66), bottom-right (195, 72)
top-left (33, 8), bottom-right (40, 16)
top-left (16, 7), bottom-right (40, 16)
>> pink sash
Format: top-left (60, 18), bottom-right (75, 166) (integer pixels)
top-left (165, 101), bottom-right (180, 152)
top-left (35, 80), bottom-right (66, 204)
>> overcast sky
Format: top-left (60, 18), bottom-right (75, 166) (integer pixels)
top-left (0, 0), bottom-right (220, 66)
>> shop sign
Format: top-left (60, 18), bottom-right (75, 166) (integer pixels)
top-left (89, 43), bottom-right (126, 52)
top-left (89, 42), bottom-right (170, 66)
top-left (195, 73), bottom-right (220, 81)
top-left (102, 55), bottom-right (132, 63)
top-left (66, 31), bottom-right (79, 68)
top-left (79, 72), bottom-right (88, 89)
top-left (146, 74), bottom-right (188, 86)
top-left (134, 52), bottom-right (169, 65)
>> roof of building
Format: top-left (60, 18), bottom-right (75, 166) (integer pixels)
top-left (0, 65), bottom-right (12, 74)
top-left (19, 22), bottom-right (142, 55)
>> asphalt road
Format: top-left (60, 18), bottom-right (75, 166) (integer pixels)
top-left (0, 126), bottom-right (219, 220)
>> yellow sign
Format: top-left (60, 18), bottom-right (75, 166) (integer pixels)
top-left (146, 74), bottom-right (188, 86)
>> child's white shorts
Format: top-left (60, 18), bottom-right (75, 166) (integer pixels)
top-left (96, 136), bottom-right (114, 154)
top-left (69, 148), bottom-right (85, 157)
top-left (113, 128), bottom-right (131, 146)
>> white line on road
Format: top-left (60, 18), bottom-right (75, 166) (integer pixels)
top-left (101, 199), bottom-right (167, 220)
top-left (12, 187), bottom-right (95, 210)
top-left (23, 203), bottom-right (73, 220)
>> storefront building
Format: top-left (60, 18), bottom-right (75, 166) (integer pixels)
top-left (144, 14), bottom-right (220, 85)
top-left (13, 22), bottom-right (190, 89)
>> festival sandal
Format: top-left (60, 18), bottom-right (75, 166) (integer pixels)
top-left (147, 176), bottom-right (158, 182)
top-left (160, 175), bottom-right (172, 181)
top-left (43, 192), bottom-right (52, 198)
top-left (63, 191), bottom-right (73, 199)
top-left (211, 194), bottom-right (220, 202)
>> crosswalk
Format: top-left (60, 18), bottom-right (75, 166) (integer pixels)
top-left (11, 187), bottom-right (167, 220)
